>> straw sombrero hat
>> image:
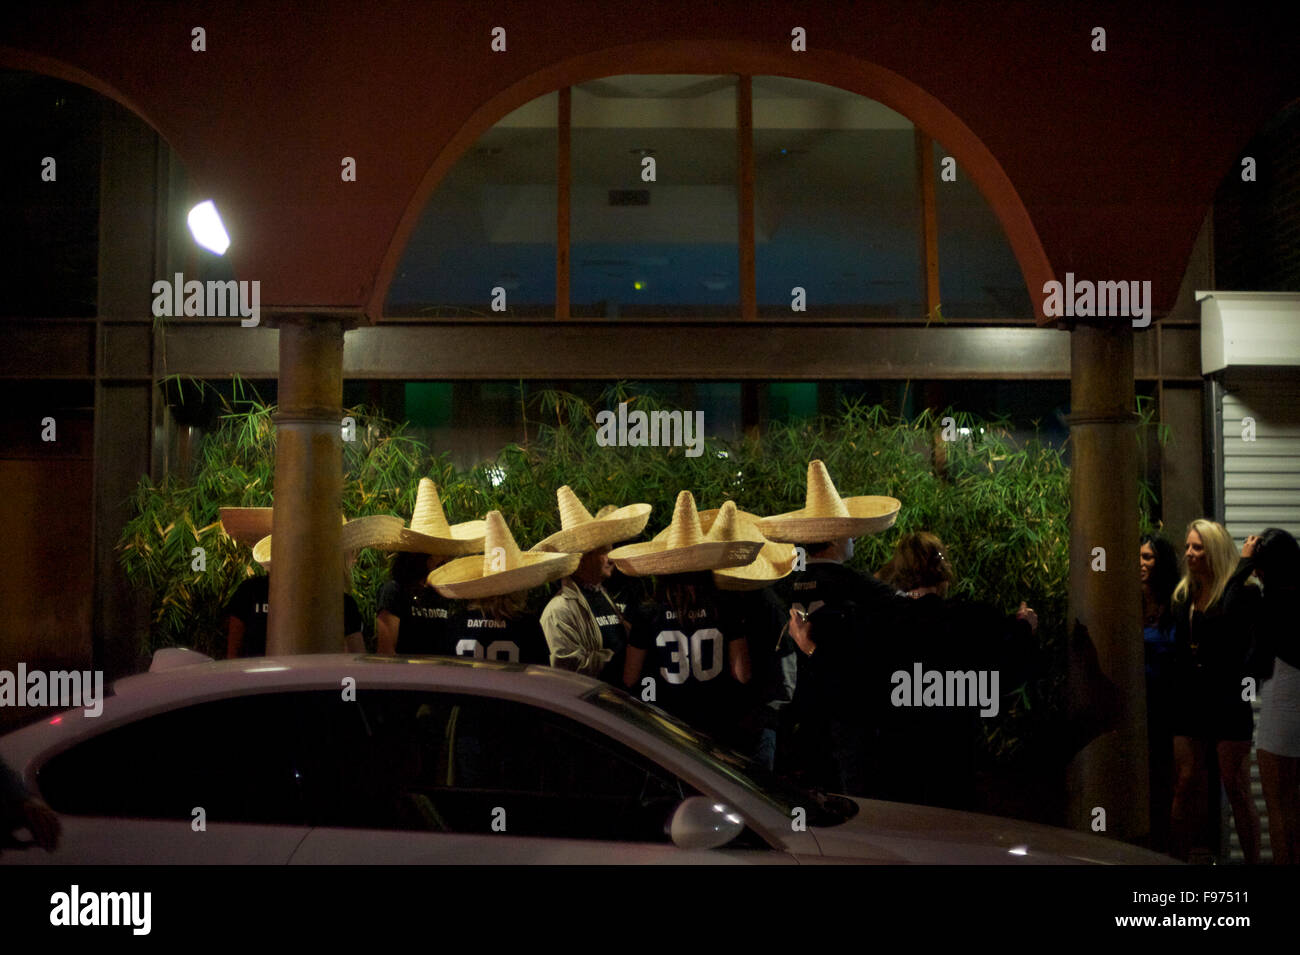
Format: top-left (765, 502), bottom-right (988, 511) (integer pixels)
top-left (219, 507), bottom-right (274, 548)
top-left (250, 514), bottom-right (400, 571)
top-left (532, 485), bottom-right (651, 554)
top-left (609, 492), bottom-right (763, 577)
top-left (685, 504), bottom-right (797, 591)
top-left (757, 460), bottom-right (900, 544)
top-left (372, 478), bottom-right (487, 555)
top-left (428, 510), bottom-right (580, 600)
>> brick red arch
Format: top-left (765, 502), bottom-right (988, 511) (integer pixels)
top-left (370, 39), bottom-right (1054, 323)
top-left (0, 45), bottom-right (181, 165)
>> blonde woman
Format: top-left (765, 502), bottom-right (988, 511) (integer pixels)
top-left (1169, 519), bottom-right (1262, 863)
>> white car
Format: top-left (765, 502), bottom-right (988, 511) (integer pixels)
top-left (0, 652), bottom-right (1176, 864)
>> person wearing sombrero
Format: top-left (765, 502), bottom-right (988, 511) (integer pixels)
top-left (219, 508), bottom-right (399, 657)
top-left (535, 486), bottom-right (651, 684)
top-left (372, 478), bottom-right (487, 655)
top-left (758, 460), bottom-right (901, 795)
top-left (691, 503), bottom-right (799, 771)
top-left (613, 493), bottom-right (763, 742)
top-left (427, 510), bottom-right (579, 664)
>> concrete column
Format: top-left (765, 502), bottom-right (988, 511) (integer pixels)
top-left (94, 100), bottom-right (160, 679)
top-left (1067, 322), bottom-right (1149, 842)
top-left (266, 315), bottom-right (344, 655)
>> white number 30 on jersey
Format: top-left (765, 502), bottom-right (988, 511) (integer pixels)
top-left (655, 628), bottom-right (724, 684)
top-left (456, 639), bottom-right (520, 663)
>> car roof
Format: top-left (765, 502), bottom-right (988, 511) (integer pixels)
top-left (112, 653), bottom-right (597, 697)
top-left (0, 654), bottom-right (603, 774)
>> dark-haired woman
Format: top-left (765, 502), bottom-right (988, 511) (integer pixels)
top-left (1245, 528), bottom-right (1300, 864)
top-left (1140, 533), bottom-right (1178, 853)
top-left (376, 551), bottom-right (453, 654)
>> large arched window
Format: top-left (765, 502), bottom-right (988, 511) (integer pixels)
top-left (385, 74), bottom-right (1030, 320)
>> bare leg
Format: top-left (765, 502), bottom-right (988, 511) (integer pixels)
top-left (1217, 739), bottom-right (1260, 864)
top-left (1171, 736), bottom-right (1205, 861)
top-left (1259, 750), bottom-right (1299, 865)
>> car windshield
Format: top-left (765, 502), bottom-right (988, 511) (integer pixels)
top-left (584, 685), bottom-right (857, 828)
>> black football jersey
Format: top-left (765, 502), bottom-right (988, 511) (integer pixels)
top-left (628, 599), bottom-right (739, 733)
top-left (440, 608), bottom-right (549, 664)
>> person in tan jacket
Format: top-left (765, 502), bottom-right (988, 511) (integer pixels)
top-left (542, 556), bottom-right (627, 681)
top-left (534, 487), bottom-right (651, 684)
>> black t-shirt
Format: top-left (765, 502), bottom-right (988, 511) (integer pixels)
top-left (225, 576), bottom-right (363, 657)
top-left (716, 586), bottom-right (790, 720)
top-left (869, 593), bottom-right (1034, 809)
top-left (440, 608), bottom-right (549, 664)
top-left (583, 585), bottom-right (628, 685)
top-left (771, 561), bottom-right (899, 720)
top-left (628, 598), bottom-right (739, 734)
top-left (379, 580), bottom-right (454, 655)
top-left (226, 576), bottom-right (271, 657)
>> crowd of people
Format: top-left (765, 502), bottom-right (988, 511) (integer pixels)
top-left (1140, 520), bottom-right (1299, 864)
top-left (215, 464), bottom-right (1298, 864)
top-left (218, 466), bottom-right (1034, 808)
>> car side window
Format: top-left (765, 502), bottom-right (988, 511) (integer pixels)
top-left (301, 690), bottom-right (698, 843)
top-left (36, 693), bottom-right (310, 825)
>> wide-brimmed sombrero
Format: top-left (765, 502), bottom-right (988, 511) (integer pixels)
top-left (609, 492), bottom-right (763, 577)
top-left (756, 460), bottom-right (900, 544)
top-left (370, 478), bottom-right (487, 555)
top-left (427, 510), bottom-right (580, 600)
top-left (683, 504), bottom-right (797, 590)
top-left (219, 507), bottom-right (274, 548)
top-left (250, 514), bottom-right (401, 571)
top-left (532, 485), bottom-right (651, 554)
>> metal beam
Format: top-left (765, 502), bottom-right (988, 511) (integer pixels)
top-left (160, 321), bottom-right (1084, 380)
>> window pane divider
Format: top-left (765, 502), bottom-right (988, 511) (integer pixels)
top-left (737, 75), bottom-right (757, 320)
top-left (915, 129), bottom-right (940, 319)
top-left (556, 86), bottom-right (572, 320)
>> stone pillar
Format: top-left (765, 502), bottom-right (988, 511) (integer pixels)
top-left (266, 314), bottom-right (345, 655)
top-left (1066, 322), bottom-right (1149, 842)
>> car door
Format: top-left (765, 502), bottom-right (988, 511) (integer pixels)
top-left (287, 689), bottom-right (796, 864)
top-left (17, 693), bottom-right (315, 865)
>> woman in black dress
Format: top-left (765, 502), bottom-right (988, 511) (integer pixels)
top-left (1169, 519), bottom-right (1261, 863)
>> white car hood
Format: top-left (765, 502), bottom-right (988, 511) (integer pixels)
top-left (810, 798), bottom-right (1179, 865)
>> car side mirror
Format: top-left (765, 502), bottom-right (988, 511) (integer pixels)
top-left (669, 796), bottom-right (745, 850)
